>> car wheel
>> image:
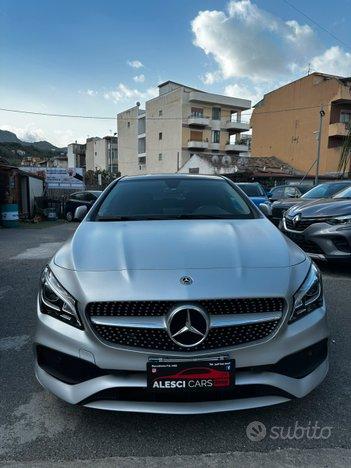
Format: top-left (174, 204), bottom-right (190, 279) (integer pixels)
top-left (66, 211), bottom-right (73, 222)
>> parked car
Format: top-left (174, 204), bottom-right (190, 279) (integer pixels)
top-left (271, 180), bottom-right (351, 226)
top-left (35, 174), bottom-right (328, 414)
top-left (268, 184), bottom-right (311, 202)
top-left (236, 182), bottom-right (270, 208)
top-left (281, 185), bottom-right (351, 261)
top-left (64, 190), bottom-right (102, 221)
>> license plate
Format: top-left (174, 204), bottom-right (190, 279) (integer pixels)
top-left (147, 359), bottom-right (234, 392)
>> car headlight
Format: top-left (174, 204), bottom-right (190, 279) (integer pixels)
top-left (327, 215), bottom-right (351, 225)
top-left (290, 263), bottom-right (323, 323)
top-left (39, 266), bottom-right (83, 329)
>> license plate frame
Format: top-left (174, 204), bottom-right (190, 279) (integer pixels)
top-left (147, 358), bottom-right (235, 392)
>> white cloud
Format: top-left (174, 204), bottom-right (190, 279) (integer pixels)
top-left (310, 46), bottom-right (351, 77)
top-left (133, 74), bottom-right (145, 83)
top-left (192, 0), bottom-right (351, 114)
top-left (104, 83), bottom-right (158, 104)
top-left (191, 0), bottom-right (319, 82)
top-left (86, 89), bottom-right (98, 96)
top-left (224, 83), bottom-right (261, 106)
top-left (2, 124), bottom-right (46, 142)
top-left (127, 59), bottom-right (144, 69)
top-left (201, 71), bottom-right (222, 85)
top-left (78, 89), bottom-right (98, 96)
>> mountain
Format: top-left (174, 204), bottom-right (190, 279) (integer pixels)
top-left (31, 140), bottom-right (60, 151)
top-left (0, 129), bottom-right (66, 151)
top-left (0, 130), bottom-right (23, 144)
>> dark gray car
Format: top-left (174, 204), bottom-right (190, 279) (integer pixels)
top-left (271, 181), bottom-right (351, 225)
top-left (281, 185), bottom-right (351, 261)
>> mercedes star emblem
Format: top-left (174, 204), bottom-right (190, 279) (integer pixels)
top-left (180, 276), bottom-right (193, 285)
top-left (166, 305), bottom-right (209, 348)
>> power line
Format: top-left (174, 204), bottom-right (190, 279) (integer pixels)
top-left (0, 107), bottom-right (116, 120)
top-left (0, 103), bottom-right (326, 121)
top-left (281, 0), bottom-right (351, 50)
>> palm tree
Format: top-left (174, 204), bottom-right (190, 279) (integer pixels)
top-left (338, 124), bottom-right (351, 176)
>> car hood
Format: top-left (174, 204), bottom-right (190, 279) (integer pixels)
top-left (286, 198), bottom-right (351, 218)
top-left (54, 219), bottom-right (306, 272)
top-left (272, 198), bottom-right (314, 210)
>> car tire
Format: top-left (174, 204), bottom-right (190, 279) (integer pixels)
top-left (66, 211), bottom-right (73, 222)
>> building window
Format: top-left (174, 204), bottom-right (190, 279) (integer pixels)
top-left (190, 130), bottom-right (203, 141)
top-left (159, 132), bottom-right (162, 140)
top-left (212, 107), bottom-right (221, 120)
top-left (159, 109), bottom-right (163, 117)
top-left (94, 152), bottom-right (97, 156)
top-left (340, 110), bottom-right (351, 123)
top-left (127, 122), bottom-right (130, 128)
top-left (189, 168), bottom-right (200, 174)
top-left (158, 153), bottom-right (163, 161)
top-left (191, 107), bottom-right (203, 117)
top-left (212, 130), bottom-right (220, 144)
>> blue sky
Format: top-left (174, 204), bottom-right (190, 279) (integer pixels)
top-left (0, 0), bottom-right (350, 146)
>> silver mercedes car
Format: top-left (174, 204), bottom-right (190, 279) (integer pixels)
top-left (34, 174), bottom-right (328, 414)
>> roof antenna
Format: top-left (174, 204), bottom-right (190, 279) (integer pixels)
top-left (307, 63), bottom-right (311, 75)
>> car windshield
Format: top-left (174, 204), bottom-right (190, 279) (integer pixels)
top-left (302, 183), bottom-right (351, 199)
top-left (333, 186), bottom-right (351, 198)
top-left (237, 183), bottom-right (264, 197)
top-left (94, 178), bottom-right (254, 221)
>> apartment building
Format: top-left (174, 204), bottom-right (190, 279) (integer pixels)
top-left (251, 72), bottom-right (351, 175)
top-left (67, 142), bottom-right (86, 169)
top-left (117, 81), bottom-right (251, 175)
top-left (85, 136), bottom-right (118, 173)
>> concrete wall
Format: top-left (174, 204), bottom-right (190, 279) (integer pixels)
top-left (85, 138), bottom-right (99, 172)
top-left (117, 106), bottom-right (140, 175)
top-left (145, 87), bottom-right (183, 173)
top-left (178, 154), bottom-right (236, 175)
top-left (67, 145), bottom-right (75, 168)
top-left (251, 74), bottom-right (351, 174)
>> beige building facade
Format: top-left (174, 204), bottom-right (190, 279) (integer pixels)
top-left (85, 136), bottom-right (118, 173)
top-left (117, 81), bottom-right (251, 175)
top-left (251, 73), bottom-right (351, 175)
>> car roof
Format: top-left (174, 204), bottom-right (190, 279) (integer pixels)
top-left (236, 182), bottom-right (260, 185)
top-left (319, 181), bottom-right (351, 185)
top-left (272, 184), bottom-right (310, 188)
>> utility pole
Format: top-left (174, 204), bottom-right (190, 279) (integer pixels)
top-left (315, 105), bottom-right (325, 186)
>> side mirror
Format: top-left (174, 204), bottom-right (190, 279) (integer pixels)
top-left (259, 203), bottom-right (272, 218)
top-left (74, 205), bottom-right (88, 221)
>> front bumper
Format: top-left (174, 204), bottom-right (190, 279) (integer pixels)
top-left (34, 301), bottom-right (329, 414)
top-left (282, 219), bottom-right (351, 261)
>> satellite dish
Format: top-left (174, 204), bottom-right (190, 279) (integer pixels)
top-left (222, 155), bottom-right (232, 165)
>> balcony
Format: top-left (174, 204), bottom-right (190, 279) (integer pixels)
top-left (187, 140), bottom-right (209, 150)
top-left (225, 120), bottom-right (250, 132)
top-left (329, 122), bottom-right (350, 137)
top-left (225, 143), bottom-right (249, 153)
top-left (188, 115), bottom-right (210, 127)
top-left (209, 142), bottom-right (220, 150)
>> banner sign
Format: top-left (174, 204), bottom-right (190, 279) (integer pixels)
top-left (21, 167), bottom-right (85, 189)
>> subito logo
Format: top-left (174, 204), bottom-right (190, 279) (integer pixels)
top-left (246, 421), bottom-right (267, 441)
